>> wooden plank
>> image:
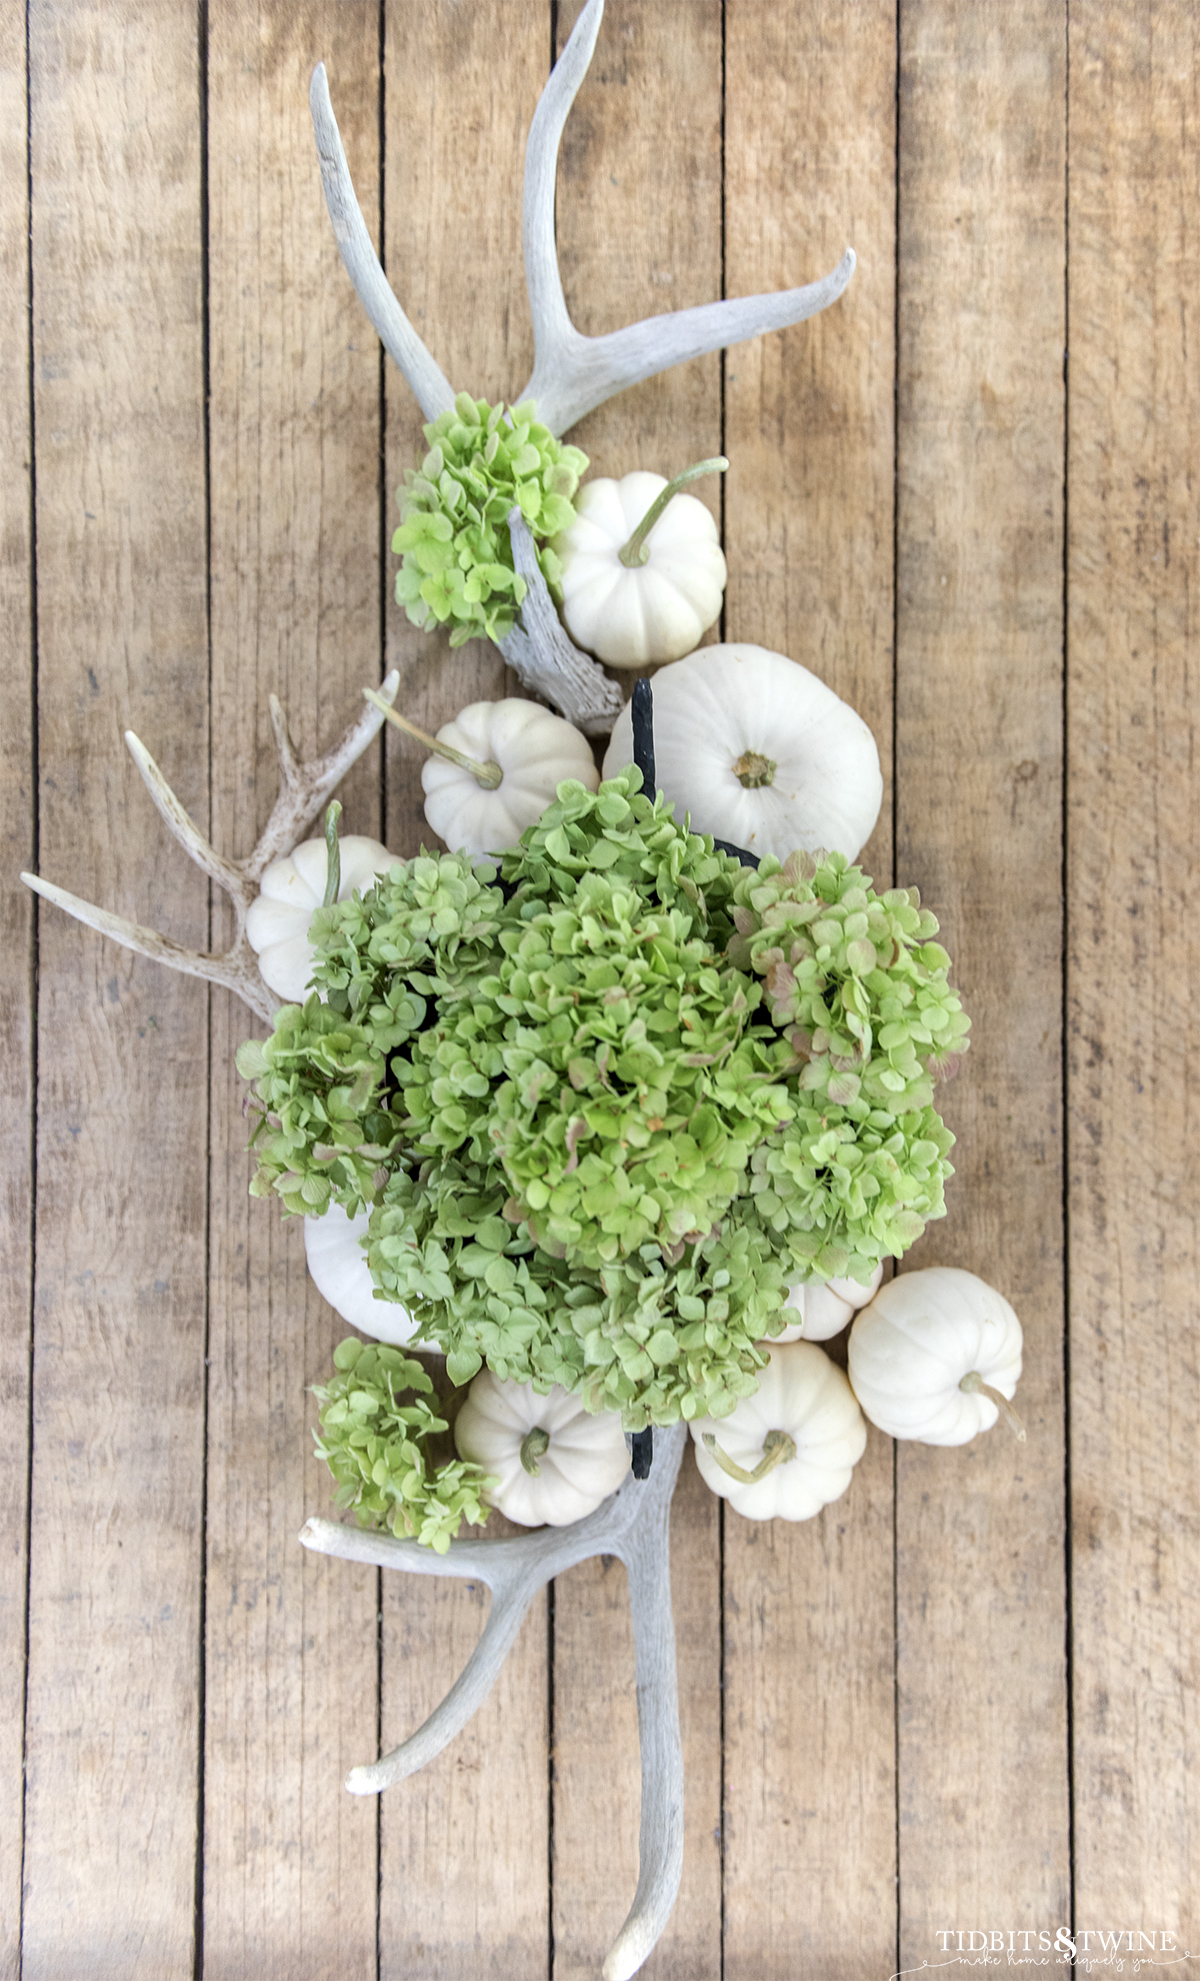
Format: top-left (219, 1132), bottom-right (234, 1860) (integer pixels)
top-left (202, 6), bottom-right (383, 1976)
top-left (1067, 2), bottom-right (1200, 1945)
top-left (22, 4), bottom-right (209, 1973)
top-left (547, 4), bottom-right (723, 1974)
top-left (893, 0), bottom-right (1069, 1959)
top-left (0, 0), bottom-right (33, 1969)
top-left (721, 5), bottom-right (899, 1976)
top-left (378, 6), bottom-right (550, 1974)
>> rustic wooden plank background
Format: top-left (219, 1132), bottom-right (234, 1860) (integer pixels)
top-left (4, 0), bottom-right (1198, 1975)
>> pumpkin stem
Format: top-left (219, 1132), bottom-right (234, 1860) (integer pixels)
top-left (321, 800), bottom-right (343, 908)
top-left (702, 1427), bottom-right (797, 1484)
top-left (959, 1369), bottom-right (1027, 1443)
top-left (363, 688), bottom-right (504, 790)
top-left (732, 749), bottom-right (777, 789)
top-left (617, 456), bottom-right (729, 569)
top-left (520, 1426), bottom-right (551, 1477)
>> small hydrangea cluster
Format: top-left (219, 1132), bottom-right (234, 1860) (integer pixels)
top-left (311, 1339), bottom-right (493, 1553)
top-left (239, 773), bottom-right (969, 1433)
top-left (392, 394), bottom-right (588, 647)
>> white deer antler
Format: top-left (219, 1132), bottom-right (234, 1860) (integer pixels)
top-left (300, 1420), bottom-right (687, 1981)
top-left (504, 509), bottom-right (624, 732)
top-left (310, 0), bottom-right (855, 439)
top-left (22, 673), bottom-right (400, 1024)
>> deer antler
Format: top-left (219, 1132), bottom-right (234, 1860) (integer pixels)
top-left (310, 0), bottom-right (855, 439)
top-left (23, 672), bottom-right (400, 1023)
top-left (301, 1421), bottom-right (687, 1981)
top-left (504, 509), bottom-right (624, 733)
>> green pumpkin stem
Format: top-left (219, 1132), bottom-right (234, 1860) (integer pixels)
top-left (959, 1369), bottom-right (1027, 1442)
top-left (321, 801), bottom-right (343, 908)
top-left (520, 1426), bottom-right (551, 1477)
top-left (733, 749), bottom-right (777, 789)
top-left (364, 687), bottom-right (504, 790)
top-left (702, 1426), bottom-right (796, 1484)
top-left (617, 456), bottom-right (729, 569)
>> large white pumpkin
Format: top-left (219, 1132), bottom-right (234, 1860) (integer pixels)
top-left (602, 643), bottom-right (882, 861)
top-left (690, 1342), bottom-right (867, 1522)
top-left (453, 1370), bottom-right (630, 1527)
top-left (847, 1267), bottom-right (1024, 1446)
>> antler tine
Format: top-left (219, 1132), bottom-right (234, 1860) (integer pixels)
top-left (19, 874), bottom-right (279, 1023)
top-left (302, 1424), bottom-right (688, 1980)
top-left (524, 257), bottom-right (859, 442)
top-left (300, 1511), bottom-right (599, 1794)
top-left (521, 0), bottom-right (606, 371)
top-left (248, 667), bottom-right (400, 880)
top-left (23, 671), bottom-right (401, 1023)
top-left (519, 0), bottom-right (856, 436)
top-left (125, 732), bottom-right (243, 896)
top-left (309, 63), bottom-right (456, 424)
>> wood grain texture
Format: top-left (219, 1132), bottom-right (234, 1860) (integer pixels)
top-left (380, 0), bottom-right (536, 862)
top-left (379, 7), bottom-right (549, 1974)
top-left (894, 0), bottom-right (1069, 1956)
top-left (8, 1), bottom-right (1200, 1971)
top-left (0, 2), bottom-right (33, 1970)
top-left (203, 7), bottom-right (383, 1976)
top-left (23, 4), bottom-right (208, 1973)
top-left (1068, 1), bottom-right (1200, 1944)
top-left (550, 5), bottom-right (723, 1974)
top-left (721, 6), bottom-right (899, 1975)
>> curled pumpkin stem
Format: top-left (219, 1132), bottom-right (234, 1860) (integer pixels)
top-left (618, 455), bottom-right (729, 568)
top-left (702, 1427), bottom-right (796, 1484)
top-left (520, 1426), bottom-right (551, 1477)
top-left (364, 686), bottom-right (504, 790)
top-left (960, 1369), bottom-right (1027, 1443)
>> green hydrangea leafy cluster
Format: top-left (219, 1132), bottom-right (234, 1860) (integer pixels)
top-left (311, 1338), bottom-right (494, 1553)
top-left (241, 773), bottom-right (970, 1438)
top-left (392, 394), bottom-right (588, 647)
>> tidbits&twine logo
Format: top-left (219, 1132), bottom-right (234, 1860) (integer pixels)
top-left (894, 1929), bottom-right (1195, 1972)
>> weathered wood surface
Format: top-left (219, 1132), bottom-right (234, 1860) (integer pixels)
top-left (893, 1), bottom-right (1070, 1954)
top-left (4, 0), bottom-right (1198, 1973)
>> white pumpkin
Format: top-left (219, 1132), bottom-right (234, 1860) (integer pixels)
top-left (246, 834), bottom-right (396, 1003)
top-left (303, 1203), bottom-right (418, 1348)
top-left (690, 1342), bottom-right (867, 1522)
top-left (847, 1267), bottom-right (1025, 1446)
top-left (453, 1370), bottom-right (630, 1527)
top-left (770, 1262), bottom-right (885, 1344)
top-left (602, 642), bottom-right (882, 861)
top-left (421, 698), bottom-right (599, 855)
top-left (554, 467), bottom-right (727, 667)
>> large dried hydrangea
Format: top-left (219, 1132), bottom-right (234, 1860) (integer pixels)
top-left (238, 773), bottom-right (970, 1431)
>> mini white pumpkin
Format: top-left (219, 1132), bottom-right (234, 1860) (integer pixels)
top-left (419, 697), bottom-right (599, 855)
top-left (554, 460), bottom-right (728, 667)
top-left (690, 1342), bottom-right (867, 1522)
top-left (602, 642), bottom-right (883, 861)
top-left (453, 1370), bottom-right (630, 1527)
top-left (847, 1266), bottom-right (1025, 1446)
top-left (303, 1203), bottom-right (418, 1348)
top-left (770, 1262), bottom-right (885, 1344)
top-left (246, 834), bottom-right (396, 1003)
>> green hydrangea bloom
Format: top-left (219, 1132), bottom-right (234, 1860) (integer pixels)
top-left (241, 779), bottom-right (971, 1438)
top-left (312, 1337), bottom-right (494, 1553)
top-left (392, 394), bottom-right (588, 647)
